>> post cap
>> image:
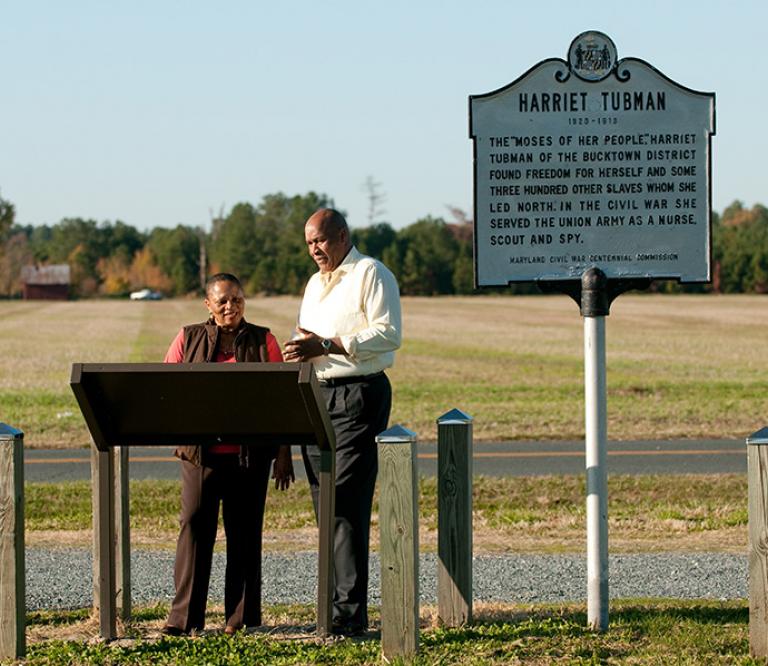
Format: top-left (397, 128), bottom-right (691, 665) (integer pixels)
top-left (580, 267), bottom-right (610, 317)
top-left (376, 424), bottom-right (417, 444)
top-left (437, 408), bottom-right (473, 425)
top-left (747, 427), bottom-right (768, 445)
top-left (0, 423), bottom-right (23, 441)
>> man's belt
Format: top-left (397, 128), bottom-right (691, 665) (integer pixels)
top-left (317, 371), bottom-right (384, 388)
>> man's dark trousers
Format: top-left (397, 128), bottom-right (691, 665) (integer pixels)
top-left (302, 372), bottom-right (392, 628)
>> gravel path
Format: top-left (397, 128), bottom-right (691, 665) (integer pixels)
top-left (26, 548), bottom-right (746, 611)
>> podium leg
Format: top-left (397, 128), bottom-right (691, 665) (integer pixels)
top-left (114, 446), bottom-right (131, 620)
top-left (92, 446), bottom-right (117, 639)
top-left (316, 448), bottom-right (335, 637)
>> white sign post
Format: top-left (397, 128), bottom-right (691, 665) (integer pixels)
top-left (582, 269), bottom-right (610, 631)
top-left (469, 32), bottom-right (715, 631)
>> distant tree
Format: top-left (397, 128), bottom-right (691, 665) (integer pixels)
top-left (0, 193), bottom-right (15, 242)
top-left (0, 193), bottom-right (21, 295)
top-left (714, 202), bottom-right (768, 293)
top-left (196, 226), bottom-right (208, 292)
top-left (0, 232), bottom-right (31, 296)
top-left (351, 222), bottom-right (396, 260)
top-left (208, 202), bottom-right (260, 284)
top-left (146, 225), bottom-right (201, 296)
top-left (720, 200), bottom-right (753, 227)
top-left (362, 176), bottom-right (387, 226)
top-left (94, 221), bottom-right (149, 295)
top-left (445, 205), bottom-right (472, 228)
top-left (250, 192), bottom-right (332, 294)
top-left (452, 242), bottom-right (474, 294)
top-left (128, 247), bottom-right (173, 293)
top-left (389, 217), bottom-right (459, 295)
top-left (24, 224), bottom-right (54, 263)
top-left (67, 244), bottom-right (99, 296)
top-left (107, 221), bottom-right (146, 265)
top-left (97, 255), bottom-right (131, 295)
top-left (210, 192), bottom-right (333, 294)
top-left (445, 206), bottom-right (475, 294)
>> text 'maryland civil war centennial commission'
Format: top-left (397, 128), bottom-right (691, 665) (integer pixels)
top-left (470, 31), bottom-right (715, 286)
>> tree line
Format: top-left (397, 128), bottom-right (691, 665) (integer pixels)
top-left (0, 191), bottom-right (766, 297)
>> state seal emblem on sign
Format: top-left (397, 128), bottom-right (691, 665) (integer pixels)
top-left (568, 30), bottom-right (617, 81)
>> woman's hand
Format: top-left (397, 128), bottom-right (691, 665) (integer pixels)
top-left (272, 445), bottom-right (295, 490)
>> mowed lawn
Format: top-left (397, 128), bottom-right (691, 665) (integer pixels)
top-left (1, 294), bottom-right (767, 448)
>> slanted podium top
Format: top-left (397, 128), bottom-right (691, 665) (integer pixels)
top-left (70, 362), bottom-right (335, 452)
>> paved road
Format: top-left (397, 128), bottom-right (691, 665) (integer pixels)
top-left (24, 438), bottom-right (745, 482)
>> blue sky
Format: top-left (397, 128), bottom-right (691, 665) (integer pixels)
top-left (1, 1), bottom-right (764, 231)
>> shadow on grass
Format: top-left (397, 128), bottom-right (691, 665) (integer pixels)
top-left (26, 608), bottom-right (91, 627)
top-left (422, 599), bottom-right (749, 659)
top-left (468, 599), bottom-right (748, 628)
top-left (27, 603), bottom-right (169, 628)
top-left (610, 601), bottom-right (748, 626)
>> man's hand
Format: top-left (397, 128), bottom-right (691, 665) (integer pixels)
top-left (283, 327), bottom-right (335, 361)
top-left (272, 446), bottom-right (295, 491)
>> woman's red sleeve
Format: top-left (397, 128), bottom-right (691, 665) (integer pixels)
top-left (266, 332), bottom-right (284, 362)
top-left (164, 329), bottom-right (185, 363)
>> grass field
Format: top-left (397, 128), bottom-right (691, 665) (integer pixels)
top-left (14, 599), bottom-right (755, 665)
top-left (24, 473), bottom-right (748, 553)
top-left (4, 295), bottom-right (763, 662)
top-left (1, 294), bottom-right (767, 447)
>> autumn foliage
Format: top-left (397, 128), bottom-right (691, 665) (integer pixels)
top-left (1, 191), bottom-right (767, 298)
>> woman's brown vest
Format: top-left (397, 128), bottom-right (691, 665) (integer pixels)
top-left (174, 319), bottom-right (272, 467)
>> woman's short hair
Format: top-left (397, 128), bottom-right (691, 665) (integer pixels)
top-left (205, 273), bottom-right (243, 296)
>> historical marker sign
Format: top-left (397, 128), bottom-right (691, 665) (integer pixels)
top-left (470, 31), bottom-right (716, 286)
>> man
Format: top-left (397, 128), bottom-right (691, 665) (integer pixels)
top-left (284, 208), bottom-right (401, 636)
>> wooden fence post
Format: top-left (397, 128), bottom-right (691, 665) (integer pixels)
top-left (437, 409), bottom-right (473, 627)
top-left (0, 423), bottom-right (25, 660)
top-left (377, 425), bottom-right (419, 660)
top-left (748, 427), bottom-right (768, 659)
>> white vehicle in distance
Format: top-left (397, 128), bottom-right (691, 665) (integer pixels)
top-left (129, 288), bottom-right (163, 301)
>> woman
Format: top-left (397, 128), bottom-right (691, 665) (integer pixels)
top-left (162, 272), bottom-right (294, 636)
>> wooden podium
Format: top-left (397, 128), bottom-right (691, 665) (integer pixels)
top-left (70, 362), bottom-right (336, 638)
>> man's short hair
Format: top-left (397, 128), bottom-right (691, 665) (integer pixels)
top-left (320, 208), bottom-right (349, 235)
top-left (205, 272), bottom-right (243, 296)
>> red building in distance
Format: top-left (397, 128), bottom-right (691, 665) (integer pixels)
top-left (20, 264), bottom-right (70, 300)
